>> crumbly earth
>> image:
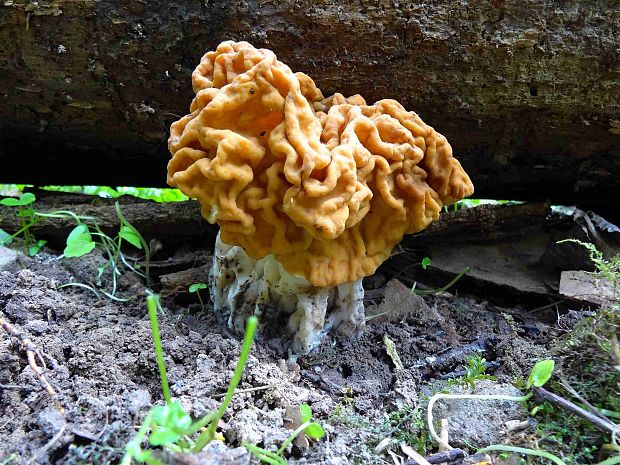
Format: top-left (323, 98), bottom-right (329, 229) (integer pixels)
top-left (0, 245), bottom-right (569, 465)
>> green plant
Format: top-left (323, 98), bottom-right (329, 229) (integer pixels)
top-left (59, 204), bottom-right (151, 301)
top-left (427, 360), bottom-right (567, 464)
top-left (243, 404), bottom-right (325, 465)
top-left (0, 454), bottom-right (16, 465)
top-left (0, 192), bottom-right (48, 255)
top-left (449, 353), bottom-right (497, 390)
top-left (384, 404), bottom-right (430, 454)
top-left (188, 283), bottom-right (208, 312)
top-left (147, 294), bottom-right (170, 405)
top-left (121, 308), bottom-right (258, 465)
top-left (410, 266), bottom-right (469, 296)
top-left (1, 193), bottom-right (152, 299)
top-left (38, 185), bottom-right (189, 202)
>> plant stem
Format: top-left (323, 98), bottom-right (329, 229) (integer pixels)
top-left (427, 392), bottom-right (532, 450)
top-left (147, 294), bottom-right (170, 405)
top-left (414, 267), bottom-right (469, 295)
top-left (277, 421), bottom-right (311, 455)
top-left (193, 316), bottom-right (258, 452)
top-left (478, 445), bottom-right (568, 465)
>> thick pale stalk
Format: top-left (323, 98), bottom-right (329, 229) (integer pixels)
top-left (210, 233), bottom-right (365, 353)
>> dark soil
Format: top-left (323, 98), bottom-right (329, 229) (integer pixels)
top-left (0, 238), bottom-right (588, 465)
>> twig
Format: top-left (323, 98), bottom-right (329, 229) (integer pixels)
top-left (0, 416), bottom-right (14, 430)
top-left (528, 300), bottom-right (565, 313)
top-left (0, 384), bottom-right (35, 391)
top-left (403, 449), bottom-right (433, 465)
top-left (0, 314), bottom-right (64, 413)
top-left (559, 378), bottom-right (610, 422)
top-left (533, 387), bottom-right (619, 435)
top-left (404, 449), bottom-right (465, 465)
top-left (438, 419), bottom-right (449, 452)
top-left (76, 396), bottom-right (109, 442)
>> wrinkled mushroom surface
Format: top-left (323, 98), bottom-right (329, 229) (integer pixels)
top-left (168, 41), bottom-right (474, 351)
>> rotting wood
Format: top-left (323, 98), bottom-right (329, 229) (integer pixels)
top-left (0, 191), bottom-right (215, 248)
top-left (559, 270), bottom-right (617, 306)
top-left (384, 202), bottom-right (619, 308)
top-left (1, 193), bottom-right (616, 307)
top-left (159, 262), bottom-right (212, 296)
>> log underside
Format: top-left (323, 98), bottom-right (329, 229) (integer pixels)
top-left (2, 192), bottom-right (618, 310)
top-left (0, 1), bottom-right (619, 216)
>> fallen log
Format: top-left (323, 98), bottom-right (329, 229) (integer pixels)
top-left (384, 202), bottom-right (620, 308)
top-left (0, 190), bottom-right (215, 249)
top-left (1, 192), bottom-right (617, 308)
top-left (0, 1), bottom-right (619, 216)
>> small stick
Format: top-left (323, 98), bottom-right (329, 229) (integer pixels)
top-left (0, 315), bottom-right (64, 413)
top-left (533, 387), bottom-right (619, 435)
top-left (0, 384), bottom-right (35, 391)
top-left (406, 449), bottom-right (466, 465)
top-left (404, 449), bottom-right (433, 465)
top-left (438, 419), bottom-right (449, 452)
top-left (559, 378), bottom-right (610, 422)
top-left (76, 396), bottom-right (109, 442)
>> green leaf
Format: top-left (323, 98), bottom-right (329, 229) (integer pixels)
top-left (149, 428), bottom-right (182, 446)
top-left (421, 257), bottom-right (432, 269)
top-left (304, 422), bottom-right (325, 439)
top-left (28, 239), bottom-right (47, 256)
top-left (0, 192), bottom-right (35, 206)
top-left (64, 224), bottom-right (96, 258)
top-left (152, 402), bottom-right (192, 431)
top-left (119, 225), bottom-right (143, 249)
top-left (0, 228), bottom-right (12, 245)
top-left (189, 283), bottom-right (208, 293)
top-left (299, 404), bottom-right (312, 423)
top-left (526, 359), bottom-right (555, 389)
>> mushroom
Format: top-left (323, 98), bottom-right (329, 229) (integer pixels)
top-left (167, 41), bottom-right (474, 353)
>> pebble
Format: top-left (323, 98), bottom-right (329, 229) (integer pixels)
top-left (0, 246), bottom-right (17, 272)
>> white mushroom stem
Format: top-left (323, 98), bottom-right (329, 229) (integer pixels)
top-left (209, 232), bottom-right (365, 353)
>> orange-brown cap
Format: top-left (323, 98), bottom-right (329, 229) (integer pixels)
top-left (168, 42), bottom-right (474, 287)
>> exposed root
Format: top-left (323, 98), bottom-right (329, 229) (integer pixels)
top-left (0, 313), bottom-right (64, 414)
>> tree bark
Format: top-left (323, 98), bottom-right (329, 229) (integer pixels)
top-left (0, 1), bottom-right (619, 215)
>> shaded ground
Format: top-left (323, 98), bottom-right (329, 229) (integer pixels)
top-left (0, 231), bottom-right (609, 464)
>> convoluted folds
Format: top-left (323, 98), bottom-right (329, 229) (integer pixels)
top-left (168, 41), bottom-right (474, 287)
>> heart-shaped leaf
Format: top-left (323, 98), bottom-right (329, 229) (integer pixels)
top-left (152, 402), bottom-right (192, 430)
top-left (0, 192), bottom-right (36, 206)
top-left (304, 422), bottom-right (325, 440)
top-left (526, 359), bottom-right (555, 389)
top-left (64, 224), bottom-right (96, 258)
top-left (189, 283), bottom-right (207, 293)
top-left (119, 225), bottom-right (142, 249)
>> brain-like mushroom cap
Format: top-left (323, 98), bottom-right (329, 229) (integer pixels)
top-left (168, 41), bottom-right (474, 287)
